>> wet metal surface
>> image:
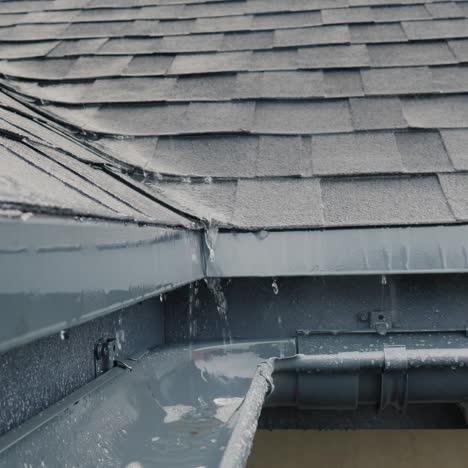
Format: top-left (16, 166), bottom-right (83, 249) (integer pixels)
top-left (0, 215), bottom-right (203, 353)
top-left (4, 214), bottom-right (468, 355)
top-left (0, 299), bottom-right (164, 436)
top-left (208, 225), bottom-right (468, 277)
top-left (0, 339), bottom-right (295, 468)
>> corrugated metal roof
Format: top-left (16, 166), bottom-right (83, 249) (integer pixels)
top-left (0, 0), bottom-right (467, 230)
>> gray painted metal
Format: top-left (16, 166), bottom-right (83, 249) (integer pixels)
top-left (164, 275), bottom-right (468, 344)
top-left (0, 297), bottom-right (164, 436)
top-left (0, 339), bottom-right (295, 468)
top-left (221, 344), bottom-right (468, 468)
top-left (2, 333), bottom-right (468, 467)
top-left (4, 214), bottom-right (468, 355)
top-left (271, 348), bottom-right (468, 410)
top-left (0, 367), bottom-right (125, 456)
top-left (207, 224), bottom-right (468, 277)
top-left (0, 215), bottom-right (203, 354)
top-left (220, 361), bottom-right (275, 468)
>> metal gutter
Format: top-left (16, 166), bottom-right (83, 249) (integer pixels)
top-left (0, 215), bottom-right (204, 353)
top-left (207, 224), bottom-right (468, 277)
top-left (0, 339), bottom-right (296, 468)
top-left (2, 336), bottom-right (468, 467)
top-left (221, 345), bottom-right (468, 468)
top-left (3, 216), bottom-right (468, 354)
top-left (220, 361), bottom-right (275, 468)
top-left (0, 366), bottom-right (125, 456)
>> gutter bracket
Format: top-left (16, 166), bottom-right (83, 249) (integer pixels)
top-left (370, 311), bottom-right (393, 336)
top-left (380, 345), bottom-right (408, 413)
top-left (94, 337), bottom-right (132, 377)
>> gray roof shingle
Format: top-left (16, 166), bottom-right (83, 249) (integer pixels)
top-left (232, 178), bottom-right (323, 228)
top-left (350, 97), bottom-right (407, 130)
top-left (362, 67), bottom-right (434, 94)
top-left (274, 25), bottom-right (350, 47)
top-left (402, 19), bottom-right (468, 40)
top-left (311, 132), bottom-right (403, 175)
top-left (350, 24), bottom-right (407, 43)
top-left (0, 0), bottom-right (466, 230)
top-left (368, 42), bottom-right (456, 67)
top-left (322, 176), bottom-right (454, 226)
top-left (440, 129), bottom-right (468, 170)
top-left (253, 101), bottom-right (353, 134)
top-left (439, 174), bottom-right (468, 221)
top-left (395, 131), bottom-right (453, 172)
top-left (402, 96), bottom-right (468, 128)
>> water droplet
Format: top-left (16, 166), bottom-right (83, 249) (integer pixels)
top-left (60, 330), bottom-right (69, 340)
top-left (381, 275), bottom-right (387, 285)
top-left (272, 279), bottom-right (279, 295)
top-left (204, 176), bottom-right (213, 184)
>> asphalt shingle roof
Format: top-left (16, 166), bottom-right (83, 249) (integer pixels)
top-left (1, 0), bottom-right (468, 230)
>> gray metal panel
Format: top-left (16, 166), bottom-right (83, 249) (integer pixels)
top-left (0, 298), bottom-right (164, 436)
top-left (0, 215), bottom-right (203, 354)
top-left (164, 275), bottom-right (468, 344)
top-left (207, 225), bottom-right (468, 277)
top-left (4, 216), bottom-right (468, 354)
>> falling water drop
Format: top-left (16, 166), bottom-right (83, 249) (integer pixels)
top-left (204, 278), bottom-right (232, 345)
top-left (272, 279), bottom-right (279, 295)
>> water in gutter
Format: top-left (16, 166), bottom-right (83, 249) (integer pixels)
top-left (0, 339), bottom-right (296, 468)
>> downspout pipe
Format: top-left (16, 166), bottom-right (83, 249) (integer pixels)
top-left (273, 347), bottom-right (468, 372)
top-left (220, 346), bottom-right (468, 468)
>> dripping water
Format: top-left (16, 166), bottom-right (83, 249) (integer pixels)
top-left (380, 274), bottom-right (386, 313)
top-left (271, 278), bottom-right (285, 357)
top-left (271, 278), bottom-right (279, 295)
top-left (204, 278), bottom-right (232, 346)
top-left (188, 282), bottom-right (197, 355)
top-left (204, 227), bottom-right (219, 263)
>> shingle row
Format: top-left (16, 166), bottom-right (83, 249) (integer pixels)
top-left (93, 129), bottom-right (461, 178)
top-left (2, 0), bottom-right (467, 23)
top-left (0, 3), bottom-right (453, 25)
top-left (43, 96), bottom-right (468, 136)
top-left (149, 173), bottom-right (466, 229)
top-left (1, 13), bottom-right (468, 42)
top-left (1, 41), bottom-right (462, 80)
top-left (0, 118), bottom-right (191, 224)
top-left (0, 135), bottom-right (180, 223)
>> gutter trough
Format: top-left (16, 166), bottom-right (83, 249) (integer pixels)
top-left (3, 339), bottom-right (468, 468)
